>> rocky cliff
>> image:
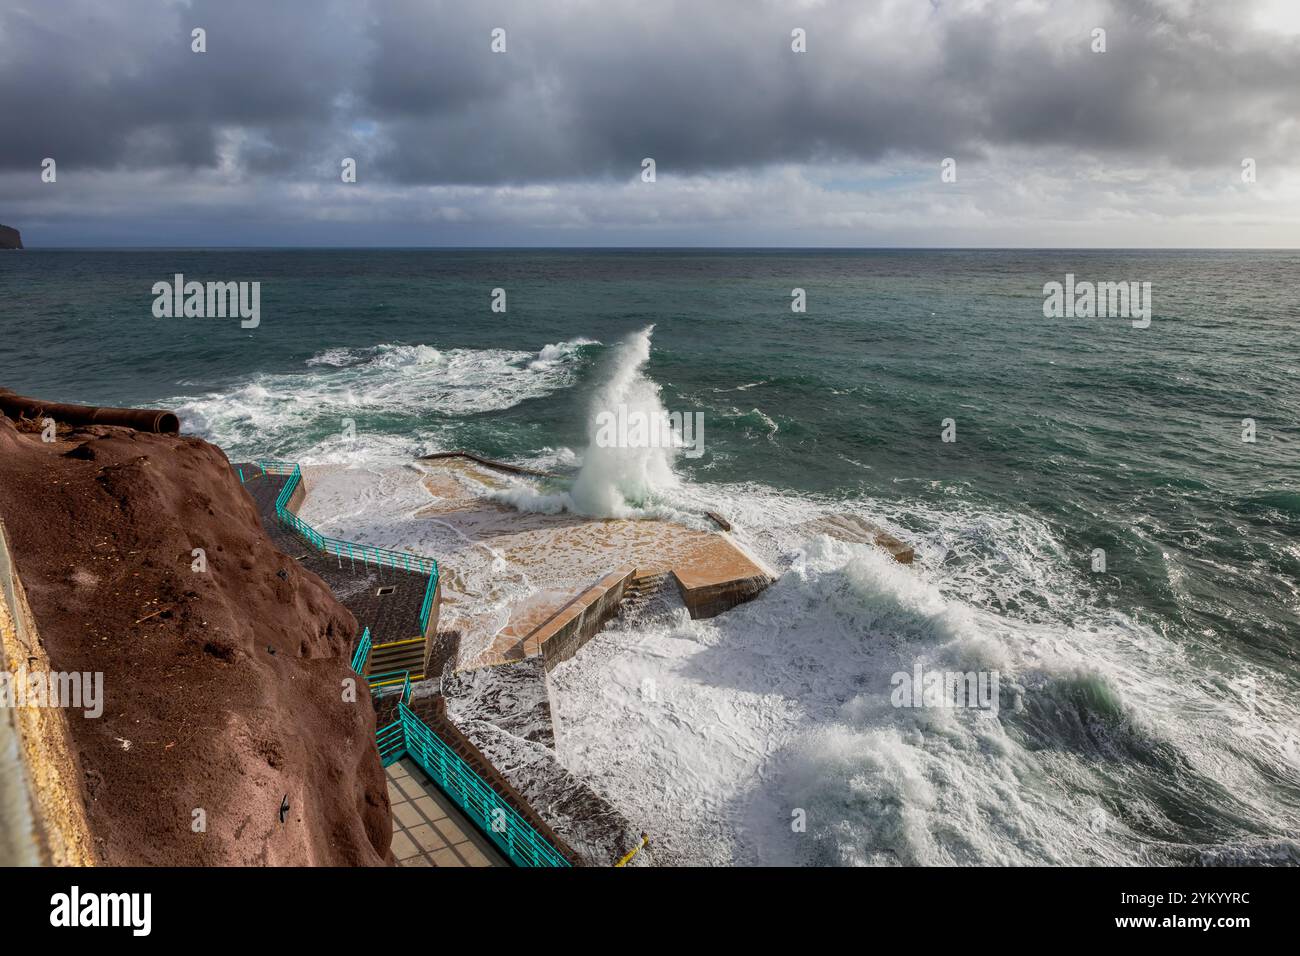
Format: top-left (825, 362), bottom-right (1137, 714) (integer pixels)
top-left (0, 224), bottom-right (21, 249)
top-left (0, 415), bottom-right (392, 865)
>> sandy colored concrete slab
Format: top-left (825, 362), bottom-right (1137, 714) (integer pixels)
top-left (468, 566), bottom-right (633, 668)
top-left (415, 456), bottom-right (773, 668)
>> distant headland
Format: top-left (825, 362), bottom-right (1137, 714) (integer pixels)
top-left (0, 224), bottom-right (21, 249)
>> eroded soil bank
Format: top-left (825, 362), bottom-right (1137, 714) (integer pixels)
top-left (0, 416), bottom-right (391, 865)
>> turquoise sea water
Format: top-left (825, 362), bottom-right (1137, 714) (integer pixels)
top-left (2, 249), bottom-right (1297, 863)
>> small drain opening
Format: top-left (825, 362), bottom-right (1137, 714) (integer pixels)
top-left (376, 585), bottom-right (396, 596)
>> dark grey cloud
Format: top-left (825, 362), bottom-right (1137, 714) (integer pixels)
top-left (2, 0), bottom-right (1297, 183)
top-left (0, 0), bottom-right (361, 172)
top-left (356, 0), bottom-right (1300, 182)
top-left (1, 0), bottom-right (1298, 246)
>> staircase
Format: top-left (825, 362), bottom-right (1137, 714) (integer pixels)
top-left (619, 571), bottom-right (670, 619)
top-left (366, 637), bottom-right (426, 680)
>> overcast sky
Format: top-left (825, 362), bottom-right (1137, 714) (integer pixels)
top-left (2, 0), bottom-right (1298, 247)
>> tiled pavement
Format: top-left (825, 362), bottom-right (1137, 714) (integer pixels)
top-left (386, 759), bottom-right (506, 867)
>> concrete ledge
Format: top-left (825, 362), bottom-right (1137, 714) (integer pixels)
top-left (862, 526), bottom-right (913, 564)
top-left (705, 511), bottom-right (732, 532)
top-left (531, 567), bottom-right (635, 670)
top-left (420, 576), bottom-right (443, 674)
top-left (671, 568), bottom-right (772, 620)
top-left (285, 471), bottom-right (306, 514)
top-left (799, 514), bottom-right (915, 564)
top-left (419, 450), bottom-right (557, 479)
top-left (414, 695), bottom-right (581, 865)
top-left (438, 663), bottom-right (652, 866)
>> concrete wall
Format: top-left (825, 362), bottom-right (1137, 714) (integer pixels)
top-left (0, 520), bottom-right (94, 866)
top-left (285, 471), bottom-right (307, 514)
top-left (414, 695), bottom-right (581, 865)
top-left (419, 450), bottom-right (556, 479)
top-left (420, 576), bottom-right (443, 675)
top-left (532, 567), bottom-right (635, 670)
top-left (672, 570), bottom-right (772, 620)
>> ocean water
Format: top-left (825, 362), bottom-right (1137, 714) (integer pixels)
top-left (2, 249), bottom-right (1298, 864)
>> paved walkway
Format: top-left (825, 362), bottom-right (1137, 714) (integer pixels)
top-left (386, 759), bottom-right (505, 867)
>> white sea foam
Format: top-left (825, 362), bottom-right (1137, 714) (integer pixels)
top-left (171, 337), bottom-right (598, 462)
top-left (478, 326), bottom-right (688, 520)
top-left (199, 333), bottom-right (1300, 867)
top-left (546, 484), bottom-right (1300, 866)
top-left (569, 325), bottom-right (680, 517)
top-left (288, 449), bottom-right (1300, 866)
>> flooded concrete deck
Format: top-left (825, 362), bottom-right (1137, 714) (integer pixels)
top-left (413, 456), bottom-right (774, 669)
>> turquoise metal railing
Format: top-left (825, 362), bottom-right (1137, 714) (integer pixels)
top-left (367, 669), bottom-right (412, 704)
top-left (351, 626), bottom-right (372, 674)
top-left (248, 460), bottom-right (559, 863)
top-left (376, 718), bottom-right (406, 766)
top-left (418, 573), bottom-right (437, 633)
top-left (392, 701), bottom-right (571, 868)
top-left (320, 536), bottom-right (436, 574)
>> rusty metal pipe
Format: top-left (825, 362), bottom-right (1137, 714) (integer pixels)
top-left (0, 389), bottom-right (180, 434)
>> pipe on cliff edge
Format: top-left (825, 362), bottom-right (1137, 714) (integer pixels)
top-left (0, 389), bottom-right (180, 434)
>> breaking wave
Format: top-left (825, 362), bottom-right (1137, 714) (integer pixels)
top-left (482, 326), bottom-right (691, 520)
top-left (547, 489), bottom-right (1300, 866)
top-left (171, 337), bottom-right (599, 462)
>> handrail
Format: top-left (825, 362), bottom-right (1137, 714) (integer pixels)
top-left (368, 687), bottom-right (571, 866)
top-left (350, 626), bottom-right (372, 674)
top-left (396, 701), bottom-right (571, 868)
top-left (320, 536), bottom-right (437, 574)
top-left (615, 833), bottom-right (650, 867)
top-left (244, 460), bottom-right (558, 863)
top-left (418, 572), bottom-right (437, 632)
top-left (254, 459), bottom-right (439, 608)
top-left (367, 669), bottom-right (412, 704)
top-left (376, 718), bottom-right (406, 766)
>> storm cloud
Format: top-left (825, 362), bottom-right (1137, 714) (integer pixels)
top-left (1, 0), bottom-right (1298, 245)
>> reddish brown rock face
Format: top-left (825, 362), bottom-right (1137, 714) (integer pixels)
top-left (0, 416), bottom-right (391, 865)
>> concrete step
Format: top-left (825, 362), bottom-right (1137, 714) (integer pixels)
top-left (367, 638), bottom-right (426, 677)
top-left (619, 571), bottom-right (671, 618)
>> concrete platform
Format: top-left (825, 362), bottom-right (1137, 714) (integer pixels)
top-left (473, 567), bottom-right (634, 668)
top-left (795, 514), bottom-right (915, 564)
top-left (386, 759), bottom-right (505, 867)
top-left (414, 455), bottom-right (775, 669)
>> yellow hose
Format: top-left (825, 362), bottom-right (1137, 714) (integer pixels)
top-left (614, 833), bottom-right (649, 867)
